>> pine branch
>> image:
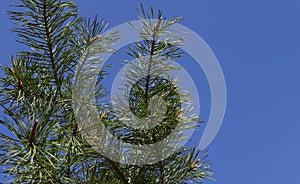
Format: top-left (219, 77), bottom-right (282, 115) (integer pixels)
top-left (1, 1), bottom-right (214, 183)
top-left (144, 15), bottom-right (167, 184)
top-left (145, 16), bottom-right (162, 100)
top-left (106, 157), bottom-right (128, 184)
top-left (41, 0), bottom-right (61, 95)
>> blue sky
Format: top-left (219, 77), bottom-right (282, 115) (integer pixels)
top-left (1, 0), bottom-right (300, 183)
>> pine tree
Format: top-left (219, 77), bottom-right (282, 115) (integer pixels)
top-left (0, 0), bottom-right (213, 183)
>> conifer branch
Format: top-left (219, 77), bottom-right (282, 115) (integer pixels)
top-left (145, 16), bottom-right (162, 100)
top-left (148, 16), bottom-right (166, 184)
top-left (42, 0), bottom-right (61, 94)
top-left (106, 158), bottom-right (128, 184)
top-left (0, 2), bottom-right (213, 183)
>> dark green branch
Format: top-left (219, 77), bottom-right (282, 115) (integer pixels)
top-left (42, 0), bottom-right (61, 94)
top-left (144, 17), bottom-right (162, 100)
top-left (145, 17), bottom-right (166, 184)
top-left (106, 158), bottom-right (128, 184)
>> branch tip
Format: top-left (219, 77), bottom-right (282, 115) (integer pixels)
top-left (100, 111), bottom-right (110, 119)
top-left (90, 35), bottom-right (100, 45)
top-left (30, 119), bottom-right (39, 142)
top-left (8, 66), bottom-right (15, 74)
top-left (191, 159), bottom-right (200, 169)
top-left (154, 17), bottom-right (163, 31)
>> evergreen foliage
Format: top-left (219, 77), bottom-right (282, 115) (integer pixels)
top-left (0, 1), bottom-right (213, 183)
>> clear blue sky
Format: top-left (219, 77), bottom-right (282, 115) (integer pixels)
top-left (1, 0), bottom-right (300, 183)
